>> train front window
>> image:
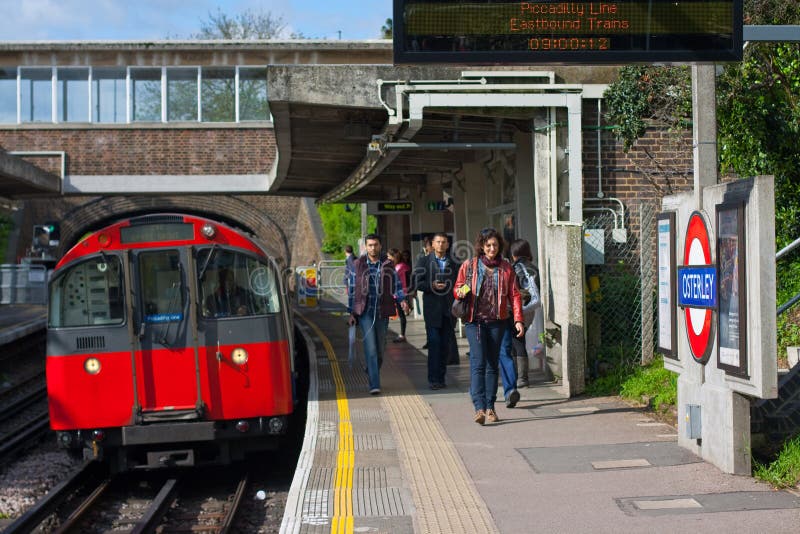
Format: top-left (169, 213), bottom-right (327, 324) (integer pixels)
top-left (49, 256), bottom-right (124, 328)
top-left (139, 251), bottom-right (185, 323)
top-left (197, 249), bottom-right (280, 318)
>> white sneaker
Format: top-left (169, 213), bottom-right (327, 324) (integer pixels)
top-left (369, 388), bottom-right (381, 395)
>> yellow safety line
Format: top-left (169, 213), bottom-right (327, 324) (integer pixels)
top-left (299, 314), bottom-right (354, 534)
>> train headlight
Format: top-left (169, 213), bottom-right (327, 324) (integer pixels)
top-left (92, 429), bottom-right (106, 442)
top-left (97, 233), bottom-right (111, 247)
top-left (201, 223), bottom-right (216, 239)
top-left (231, 347), bottom-right (248, 365)
top-left (84, 357), bottom-right (101, 374)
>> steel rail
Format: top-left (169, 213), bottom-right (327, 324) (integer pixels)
top-left (0, 386), bottom-right (47, 425)
top-left (219, 473), bottom-right (250, 534)
top-left (52, 478), bottom-right (113, 534)
top-left (130, 478), bottom-right (179, 534)
top-left (0, 412), bottom-right (50, 462)
top-left (3, 461), bottom-right (104, 534)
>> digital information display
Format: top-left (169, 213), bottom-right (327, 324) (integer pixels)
top-left (394, 0), bottom-right (743, 64)
top-left (120, 223), bottom-right (195, 244)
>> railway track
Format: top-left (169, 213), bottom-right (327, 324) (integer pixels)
top-left (0, 333), bottom-right (49, 463)
top-left (5, 464), bottom-right (269, 533)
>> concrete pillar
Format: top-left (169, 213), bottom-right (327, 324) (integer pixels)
top-left (692, 64), bottom-right (718, 207)
top-left (461, 161), bottom-right (489, 255)
top-left (452, 174), bottom-right (468, 246)
top-left (514, 130), bottom-right (538, 257)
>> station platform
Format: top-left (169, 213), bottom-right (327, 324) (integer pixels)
top-left (281, 306), bottom-right (800, 533)
top-left (0, 304), bottom-right (46, 345)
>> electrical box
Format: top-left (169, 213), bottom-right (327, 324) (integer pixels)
top-left (685, 404), bottom-right (702, 439)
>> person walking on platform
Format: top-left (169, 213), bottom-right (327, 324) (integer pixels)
top-left (498, 239), bottom-right (541, 405)
top-left (454, 228), bottom-right (524, 425)
top-left (412, 232), bottom-right (460, 390)
top-left (343, 244), bottom-right (355, 295)
top-left (388, 248), bottom-right (410, 343)
top-left (348, 234), bottom-right (409, 395)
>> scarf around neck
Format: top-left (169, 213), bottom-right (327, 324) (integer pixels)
top-left (480, 255), bottom-right (502, 268)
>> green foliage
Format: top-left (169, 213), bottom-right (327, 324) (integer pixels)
top-left (586, 351), bottom-right (677, 414)
top-left (317, 204), bottom-right (376, 259)
top-left (619, 357), bottom-right (678, 410)
top-left (604, 1), bottom-right (800, 348)
top-left (777, 312), bottom-right (800, 367)
top-left (603, 65), bottom-right (692, 150)
top-left (381, 18), bottom-right (393, 39)
top-left (586, 261), bottom-right (641, 345)
top-left (754, 433), bottom-right (800, 488)
top-left (584, 342), bottom-right (640, 396)
top-left (0, 213), bottom-right (13, 262)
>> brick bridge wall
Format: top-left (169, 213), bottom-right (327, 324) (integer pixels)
top-left (0, 126), bottom-right (324, 268)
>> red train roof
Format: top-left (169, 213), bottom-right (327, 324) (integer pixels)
top-left (56, 213), bottom-right (266, 270)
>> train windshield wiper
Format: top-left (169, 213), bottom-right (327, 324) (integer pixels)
top-left (158, 262), bottom-right (185, 347)
top-left (197, 245), bottom-right (217, 282)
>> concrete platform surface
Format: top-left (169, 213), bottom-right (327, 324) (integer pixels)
top-left (283, 306), bottom-right (800, 533)
top-left (0, 304), bottom-right (46, 345)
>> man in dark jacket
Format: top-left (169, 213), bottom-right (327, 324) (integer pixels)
top-left (412, 232), bottom-right (461, 389)
top-left (348, 234), bottom-right (408, 395)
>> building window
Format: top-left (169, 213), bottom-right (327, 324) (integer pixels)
top-left (7, 64), bottom-right (270, 125)
top-left (92, 67), bottom-right (126, 123)
top-left (0, 67), bottom-right (16, 123)
top-left (167, 67), bottom-right (198, 122)
top-left (201, 67), bottom-right (234, 122)
top-left (239, 67), bottom-right (269, 121)
top-left (57, 68), bottom-right (89, 122)
top-left (131, 68), bottom-right (161, 122)
top-left (20, 67), bottom-right (52, 122)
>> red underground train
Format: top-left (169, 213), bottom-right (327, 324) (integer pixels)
top-left (46, 213), bottom-right (296, 471)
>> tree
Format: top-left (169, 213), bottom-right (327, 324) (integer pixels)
top-left (381, 18), bottom-right (393, 39)
top-left (603, 0), bottom-right (800, 359)
top-left (318, 204), bottom-right (377, 259)
top-left (192, 7), bottom-right (287, 39)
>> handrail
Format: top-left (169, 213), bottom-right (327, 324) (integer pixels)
top-left (777, 293), bottom-right (800, 317)
top-left (776, 236), bottom-right (800, 261)
top-left (776, 235), bottom-right (800, 317)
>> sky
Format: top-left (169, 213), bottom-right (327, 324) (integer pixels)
top-left (0, 0), bottom-right (393, 41)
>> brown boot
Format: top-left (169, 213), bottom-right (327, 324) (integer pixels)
top-left (486, 409), bottom-right (500, 423)
top-left (474, 410), bottom-right (486, 425)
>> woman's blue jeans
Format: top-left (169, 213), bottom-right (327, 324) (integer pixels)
top-left (358, 309), bottom-right (388, 391)
top-left (465, 320), bottom-right (508, 411)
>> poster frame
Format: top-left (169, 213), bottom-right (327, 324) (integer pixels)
top-left (716, 202), bottom-right (748, 377)
top-left (656, 211), bottom-right (678, 359)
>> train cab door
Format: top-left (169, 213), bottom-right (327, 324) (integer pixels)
top-left (132, 248), bottom-right (202, 419)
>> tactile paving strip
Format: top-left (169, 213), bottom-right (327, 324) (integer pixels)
top-left (384, 392), bottom-right (499, 533)
top-left (316, 433), bottom-right (394, 451)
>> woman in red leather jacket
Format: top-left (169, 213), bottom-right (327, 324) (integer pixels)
top-left (454, 228), bottom-right (524, 425)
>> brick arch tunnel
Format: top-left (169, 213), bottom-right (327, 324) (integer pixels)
top-left (56, 195), bottom-right (291, 265)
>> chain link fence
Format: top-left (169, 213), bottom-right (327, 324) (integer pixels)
top-left (583, 203), bottom-right (657, 377)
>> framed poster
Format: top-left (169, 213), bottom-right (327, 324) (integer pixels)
top-left (716, 203), bottom-right (748, 377)
top-left (656, 212), bottom-right (677, 359)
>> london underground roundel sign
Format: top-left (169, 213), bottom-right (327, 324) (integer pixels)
top-left (677, 211), bottom-right (717, 364)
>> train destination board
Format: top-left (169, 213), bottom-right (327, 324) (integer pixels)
top-left (394, 0), bottom-right (743, 64)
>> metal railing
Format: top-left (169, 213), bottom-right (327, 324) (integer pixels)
top-left (777, 235), bottom-right (800, 317)
top-left (0, 264), bottom-right (48, 305)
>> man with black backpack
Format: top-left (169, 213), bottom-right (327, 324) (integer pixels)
top-left (499, 239), bottom-right (541, 406)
